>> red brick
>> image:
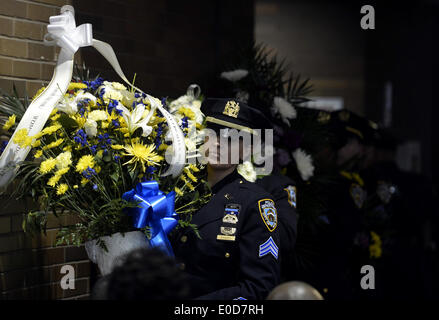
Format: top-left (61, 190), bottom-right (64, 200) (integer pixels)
top-left (0, 17), bottom-right (14, 37)
top-left (32, 247), bottom-right (65, 266)
top-left (65, 246), bottom-right (88, 262)
top-left (0, 38), bottom-right (27, 59)
top-left (0, 56), bottom-right (14, 77)
top-left (0, 216), bottom-right (11, 234)
top-left (0, 0), bottom-right (27, 18)
top-left (28, 43), bottom-right (55, 61)
top-left (14, 20), bottom-right (45, 41)
top-left (26, 3), bottom-right (58, 23)
top-left (26, 80), bottom-right (46, 97)
top-left (33, 0), bottom-right (72, 6)
top-left (13, 60), bottom-right (41, 79)
top-left (0, 268), bottom-right (26, 290)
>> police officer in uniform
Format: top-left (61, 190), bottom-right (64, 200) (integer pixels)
top-left (170, 98), bottom-right (281, 300)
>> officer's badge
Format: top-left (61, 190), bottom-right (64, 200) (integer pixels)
top-left (284, 185), bottom-right (297, 208)
top-left (376, 181), bottom-right (397, 204)
top-left (223, 214), bottom-right (238, 224)
top-left (223, 100), bottom-right (240, 118)
top-left (350, 183), bottom-right (367, 209)
top-left (217, 204), bottom-right (241, 241)
top-left (220, 226), bottom-right (236, 236)
top-left (258, 199), bottom-right (277, 232)
top-left (259, 236), bottom-right (279, 259)
top-left (317, 111), bottom-right (331, 124)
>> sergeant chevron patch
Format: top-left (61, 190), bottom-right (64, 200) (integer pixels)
top-left (258, 236), bottom-right (279, 259)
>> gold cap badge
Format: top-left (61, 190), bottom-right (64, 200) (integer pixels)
top-left (223, 100), bottom-right (240, 118)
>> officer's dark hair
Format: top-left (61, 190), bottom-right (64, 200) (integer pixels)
top-left (105, 247), bottom-right (190, 300)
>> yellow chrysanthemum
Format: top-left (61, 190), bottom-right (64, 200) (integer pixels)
top-left (12, 128), bottom-right (29, 145)
top-left (188, 164), bottom-right (200, 172)
top-left (101, 122), bottom-right (109, 129)
top-left (31, 139), bottom-right (41, 148)
top-left (177, 107), bottom-right (196, 120)
top-left (174, 187), bottom-right (184, 196)
top-left (369, 231), bottom-right (382, 259)
top-left (76, 155), bottom-right (95, 173)
top-left (186, 182), bottom-right (195, 191)
top-left (56, 183), bottom-right (68, 195)
top-left (3, 114), bottom-right (16, 130)
top-left (71, 115), bottom-right (86, 128)
top-left (73, 185), bottom-right (78, 189)
top-left (184, 168), bottom-right (198, 183)
top-left (122, 142), bottom-right (163, 172)
top-left (34, 150), bottom-right (43, 159)
top-left (63, 145), bottom-right (72, 152)
top-left (50, 108), bottom-right (58, 116)
top-left (33, 87), bottom-right (46, 100)
top-left (41, 123), bottom-right (62, 136)
top-left (80, 177), bottom-right (89, 186)
top-left (50, 113), bottom-right (60, 121)
top-left (42, 139), bottom-right (63, 150)
top-left (111, 144), bottom-right (124, 150)
top-left (47, 174), bottom-right (62, 187)
top-left (55, 167), bottom-right (69, 176)
top-left (39, 158), bottom-right (57, 174)
top-left (68, 82), bottom-right (87, 91)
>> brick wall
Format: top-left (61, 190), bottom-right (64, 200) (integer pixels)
top-left (0, 0), bottom-right (254, 300)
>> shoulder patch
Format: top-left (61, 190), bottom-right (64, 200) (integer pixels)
top-left (284, 185), bottom-right (297, 208)
top-left (350, 183), bottom-right (366, 209)
top-left (258, 199), bottom-right (277, 232)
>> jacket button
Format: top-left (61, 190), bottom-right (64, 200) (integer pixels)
top-left (225, 252), bottom-right (231, 258)
top-left (180, 235), bottom-right (188, 243)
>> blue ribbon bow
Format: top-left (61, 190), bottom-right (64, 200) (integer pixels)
top-left (122, 181), bottom-right (179, 256)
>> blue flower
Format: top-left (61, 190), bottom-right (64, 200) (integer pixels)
top-left (93, 184), bottom-right (98, 191)
top-left (82, 167), bottom-right (97, 179)
top-left (74, 129), bottom-right (88, 147)
top-left (85, 77), bottom-right (104, 91)
top-left (0, 140), bottom-right (8, 154)
top-left (112, 119), bottom-right (120, 128)
top-left (114, 155), bottom-right (121, 162)
top-left (146, 166), bottom-right (157, 174)
top-left (90, 145), bottom-right (97, 155)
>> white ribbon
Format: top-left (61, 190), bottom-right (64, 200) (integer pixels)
top-left (0, 5), bottom-right (186, 191)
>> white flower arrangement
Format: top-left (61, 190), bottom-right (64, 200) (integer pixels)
top-left (220, 69), bottom-right (249, 82)
top-left (292, 148), bottom-right (314, 181)
top-left (272, 96), bottom-right (297, 126)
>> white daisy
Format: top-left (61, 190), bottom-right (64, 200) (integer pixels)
top-left (292, 148), bottom-right (314, 181)
top-left (272, 97), bottom-right (297, 126)
top-left (220, 69), bottom-right (249, 82)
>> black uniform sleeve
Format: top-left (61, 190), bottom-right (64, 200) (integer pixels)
top-left (195, 197), bottom-right (281, 300)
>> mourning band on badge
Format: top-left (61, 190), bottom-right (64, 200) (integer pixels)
top-left (258, 199), bottom-right (277, 232)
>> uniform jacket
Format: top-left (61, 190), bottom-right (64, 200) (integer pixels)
top-left (170, 170), bottom-right (281, 300)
